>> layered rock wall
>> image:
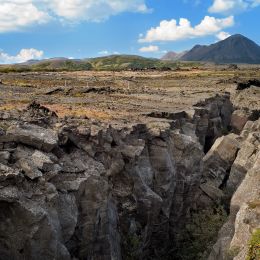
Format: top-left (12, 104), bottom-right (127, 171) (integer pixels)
top-left (0, 93), bottom-right (256, 260)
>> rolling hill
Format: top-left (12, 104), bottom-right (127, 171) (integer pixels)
top-left (0, 55), bottom-right (184, 72)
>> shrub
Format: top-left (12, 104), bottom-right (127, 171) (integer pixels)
top-left (247, 229), bottom-right (260, 260)
top-left (172, 206), bottom-right (227, 260)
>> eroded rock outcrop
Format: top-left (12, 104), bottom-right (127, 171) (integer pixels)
top-left (0, 94), bottom-right (257, 260)
top-left (208, 119), bottom-right (260, 260)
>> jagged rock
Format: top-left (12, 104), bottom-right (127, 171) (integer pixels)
top-left (203, 134), bottom-right (240, 187)
top-left (121, 143), bottom-right (145, 159)
top-left (0, 127), bottom-right (5, 136)
top-left (226, 140), bottom-right (257, 195)
top-left (76, 175), bottom-right (122, 259)
top-left (0, 186), bottom-right (19, 202)
top-left (56, 193), bottom-right (78, 243)
top-left (231, 110), bottom-right (250, 133)
top-left (18, 158), bottom-right (43, 180)
top-left (208, 118), bottom-right (260, 260)
top-left (200, 182), bottom-right (224, 201)
top-left (14, 146), bottom-right (61, 179)
top-left (59, 149), bottom-right (105, 174)
top-left (22, 101), bottom-right (58, 126)
top-left (0, 151), bottom-right (10, 163)
top-left (0, 94), bottom-right (246, 260)
top-left (0, 163), bottom-right (20, 180)
top-left (5, 123), bottom-right (58, 152)
top-left (228, 154), bottom-right (260, 259)
top-left (0, 199), bottom-right (71, 260)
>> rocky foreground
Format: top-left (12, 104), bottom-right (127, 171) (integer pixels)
top-left (0, 87), bottom-right (259, 259)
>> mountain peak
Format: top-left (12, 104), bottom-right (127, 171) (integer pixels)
top-left (229, 33), bottom-right (244, 38)
top-left (181, 34), bottom-right (260, 64)
top-left (161, 50), bottom-right (188, 61)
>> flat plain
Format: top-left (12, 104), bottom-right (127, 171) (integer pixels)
top-left (0, 67), bottom-right (259, 123)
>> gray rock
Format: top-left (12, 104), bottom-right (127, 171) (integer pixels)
top-left (18, 158), bottom-right (43, 180)
top-left (0, 163), bottom-right (20, 180)
top-left (203, 134), bottom-right (240, 187)
top-left (5, 123), bottom-right (58, 152)
top-left (0, 151), bottom-right (10, 163)
top-left (231, 110), bottom-right (250, 134)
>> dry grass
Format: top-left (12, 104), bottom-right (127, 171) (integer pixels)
top-left (248, 200), bottom-right (260, 209)
top-left (0, 69), bottom-right (259, 123)
top-left (44, 104), bottom-right (115, 121)
top-left (0, 102), bottom-right (28, 111)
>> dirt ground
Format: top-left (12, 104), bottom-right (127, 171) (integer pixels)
top-left (0, 68), bottom-right (259, 123)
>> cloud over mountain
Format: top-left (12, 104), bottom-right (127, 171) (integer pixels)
top-left (0, 48), bottom-right (44, 64)
top-left (139, 45), bottom-right (159, 52)
top-left (139, 15), bottom-right (234, 42)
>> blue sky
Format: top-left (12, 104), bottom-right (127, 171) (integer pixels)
top-left (0, 0), bottom-right (259, 63)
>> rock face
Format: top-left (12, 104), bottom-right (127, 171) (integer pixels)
top-left (208, 119), bottom-right (260, 260)
top-left (0, 95), bottom-right (258, 260)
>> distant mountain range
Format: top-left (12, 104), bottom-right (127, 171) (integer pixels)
top-left (1, 34), bottom-right (260, 72)
top-left (0, 55), bottom-right (184, 72)
top-left (161, 51), bottom-right (188, 61)
top-left (163, 34), bottom-right (260, 64)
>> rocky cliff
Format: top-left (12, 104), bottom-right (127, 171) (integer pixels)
top-left (208, 118), bottom-right (260, 260)
top-left (0, 93), bottom-right (259, 260)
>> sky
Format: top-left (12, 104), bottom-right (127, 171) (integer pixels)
top-left (0, 0), bottom-right (260, 63)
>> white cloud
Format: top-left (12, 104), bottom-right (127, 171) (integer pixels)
top-left (139, 45), bottom-right (159, 52)
top-left (209, 0), bottom-right (248, 13)
top-left (98, 50), bottom-right (120, 56)
top-left (44, 0), bottom-right (150, 22)
top-left (0, 0), bottom-right (49, 33)
top-left (0, 48), bottom-right (44, 64)
top-left (139, 16), bottom-right (234, 42)
top-left (209, 0), bottom-right (260, 14)
top-left (0, 0), bottom-right (150, 33)
top-left (216, 31), bottom-right (231, 40)
top-left (98, 50), bottom-right (109, 55)
top-left (252, 0), bottom-right (260, 7)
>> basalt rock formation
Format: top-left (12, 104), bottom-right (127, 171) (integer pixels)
top-left (0, 93), bottom-right (259, 260)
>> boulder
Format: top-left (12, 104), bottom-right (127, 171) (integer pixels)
top-left (231, 110), bottom-right (250, 133)
top-left (202, 134), bottom-right (240, 187)
top-left (18, 158), bottom-right (43, 180)
top-left (5, 123), bottom-right (58, 152)
top-left (0, 163), bottom-right (20, 180)
top-left (226, 141), bottom-right (257, 195)
top-left (0, 151), bottom-right (10, 163)
top-left (200, 182), bottom-right (224, 201)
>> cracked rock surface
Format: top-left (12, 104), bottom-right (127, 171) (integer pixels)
top-left (0, 90), bottom-right (259, 260)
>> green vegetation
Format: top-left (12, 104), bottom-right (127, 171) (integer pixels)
top-left (0, 65), bottom-right (31, 73)
top-left (87, 55), bottom-right (180, 71)
top-left (248, 200), bottom-right (260, 209)
top-left (31, 60), bottom-right (93, 71)
top-left (172, 206), bottom-right (227, 260)
top-left (124, 233), bottom-right (142, 260)
top-left (0, 55), bottom-right (201, 72)
top-left (0, 60), bottom-right (92, 72)
top-left (227, 246), bottom-right (240, 258)
top-left (247, 229), bottom-right (260, 260)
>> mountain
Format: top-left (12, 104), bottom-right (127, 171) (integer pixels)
top-left (161, 51), bottom-right (188, 61)
top-left (0, 55), bottom-right (182, 72)
top-left (161, 52), bottom-right (178, 60)
top-left (181, 34), bottom-right (260, 64)
top-left (87, 55), bottom-right (174, 70)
